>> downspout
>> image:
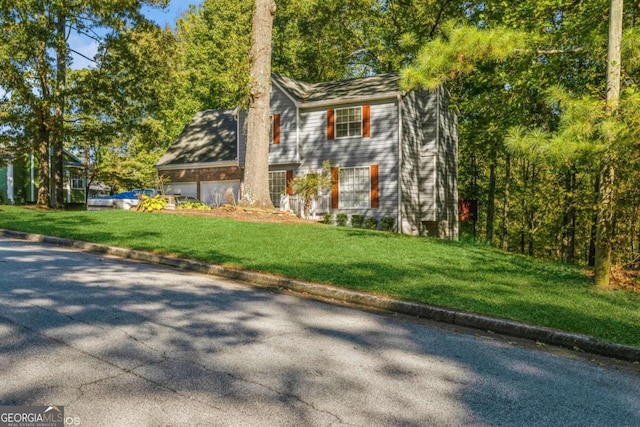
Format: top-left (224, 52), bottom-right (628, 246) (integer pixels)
top-left (30, 152), bottom-right (35, 202)
top-left (296, 106), bottom-right (301, 164)
top-left (236, 112), bottom-right (242, 201)
top-left (397, 94), bottom-right (403, 234)
top-left (436, 87), bottom-right (442, 237)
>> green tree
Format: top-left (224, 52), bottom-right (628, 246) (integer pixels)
top-left (0, 0), bottom-right (168, 207)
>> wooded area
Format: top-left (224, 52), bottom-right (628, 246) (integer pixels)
top-left (2, 0), bottom-right (640, 287)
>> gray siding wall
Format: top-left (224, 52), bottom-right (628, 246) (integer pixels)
top-left (399, 88), bottom-right (458, 239)
top-left (296, 99), bottom-right (399, 222)
top-left (400, 89), bottom-right (439, 235)
top-left (436, 89), bottom-right (459, 239)
top-left (234, 79), bottom-right (457, 237)
top-left (238, 84), bottom-right (299, 167)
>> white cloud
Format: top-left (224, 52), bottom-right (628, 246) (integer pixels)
top-left (68, 31), bottom-right (99, 70)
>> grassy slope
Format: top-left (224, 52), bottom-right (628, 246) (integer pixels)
top-left (1, 206), bottom-right (639, 347)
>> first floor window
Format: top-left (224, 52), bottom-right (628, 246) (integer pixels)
top-left (71, 174), bottom-right (85, 190)
top-left (339, 166), bottom-right (370, 208)
top-left (269, 171), bottom-right (287, 207)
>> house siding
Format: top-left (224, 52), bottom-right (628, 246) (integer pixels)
top-left (1, 153), bottom-right (86, 205)
top-left (159, 166), bottom-right (242, 183)
top-left (238, 84), bottom-right (299, 167)
top-left (436, 89), bottom-right (459, 239)
top-left (400, 90), bottom-right (439, 235)
top-left (297, 99), bottom-right (399, 222)
top-left (398, 88), bottom-right (458, 238)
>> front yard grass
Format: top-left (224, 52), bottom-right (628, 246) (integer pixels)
top-left (1, 206), bottom-right (639, 348)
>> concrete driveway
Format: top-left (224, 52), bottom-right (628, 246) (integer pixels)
top-left (1, 237), bottom-right (639, 426)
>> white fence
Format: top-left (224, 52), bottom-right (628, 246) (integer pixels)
top-left (280, 194), bottom-right (330, 219)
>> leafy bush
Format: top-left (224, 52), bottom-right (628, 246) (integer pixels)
top-left (336, 213), bottom-right (348, 226)
top-left (381, 216), bottom-right (395, 232)
top-left (350, 214), bottom-right (364, 228)
top-left (137, 195), bottom-right (167, 212)
top-left (177, 201), bottom-right (211, 210)
top-left (321, 213), bottom-right (333, 224)
top-left (365, 217), bottom-right (378, 230)
top-left (291, 160), bottom-right (333, 218)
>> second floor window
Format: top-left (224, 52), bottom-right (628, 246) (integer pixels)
top-left (335, 107), bottom-right (362, 138)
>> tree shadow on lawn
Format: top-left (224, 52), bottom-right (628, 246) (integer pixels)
top-left (248, 251), bottom-right (638, 347)
top-left (1, 238), bottom-right (639, 426)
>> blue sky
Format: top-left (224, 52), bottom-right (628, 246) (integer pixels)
top-left (142, 0), bottom-right (203, 28)
top-left (71, 0), bottom-right (203, 69)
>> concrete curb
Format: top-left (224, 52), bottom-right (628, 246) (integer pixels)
top-left (2, 228), bottom-right (639, 363)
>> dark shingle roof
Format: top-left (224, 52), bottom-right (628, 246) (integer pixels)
top-left (272, 73), bottom-right (402, 106)
top-left (156, 110), bottom-right (237, 167)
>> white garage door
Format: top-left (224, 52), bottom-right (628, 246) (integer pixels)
top-left (164, 182), bottom-right (197, 197)
top-left (201, 181), bottom-right (240, 206)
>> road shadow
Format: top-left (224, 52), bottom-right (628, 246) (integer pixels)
top-left (1, 238), bottom-right (639, 426)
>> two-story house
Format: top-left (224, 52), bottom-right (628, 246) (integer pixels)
top-left (156, 73), bottom-right (458, 238)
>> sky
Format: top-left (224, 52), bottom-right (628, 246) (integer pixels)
top-left (70, 0), bottom-right (203, 69)
top-left (141, 0), bottom-right (203, 28)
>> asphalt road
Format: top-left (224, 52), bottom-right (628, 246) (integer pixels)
top-left (1, 237), bottom-right (639, 426)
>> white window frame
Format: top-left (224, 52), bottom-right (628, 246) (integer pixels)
top-left (335, 106), bottom-right (362, 139)
top-left (71, 173), bottom-right (85, 190)
top-left (339, 166), bottom-right (370, 209)
top-left (269, 171), bottom-right (287, 208)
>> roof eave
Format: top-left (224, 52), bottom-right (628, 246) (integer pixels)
top-left (299, 92), bottom-right (402, 109)
top-left (156, 160), bottom-right (239, 170)
top-left (271, 77), bottom-right (302, 107)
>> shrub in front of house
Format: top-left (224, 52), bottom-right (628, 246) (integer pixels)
top-left (321, 213), bottom-right (333, 224)
top-left (365, 217), bottom-right (378, 230)
top-left (178, 201), bottom-right (211, 210)
top-left (350, 214), bottom-right (364, 228)
top-left (381, 216), bottom-right (395, 232)
top-left (137, 195), bottom-right (167, 212)
top-left (336, 213), bottom-right (348, 226)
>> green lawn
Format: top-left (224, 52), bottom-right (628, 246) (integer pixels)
top-left (1, 206), bottom-right (639, 348)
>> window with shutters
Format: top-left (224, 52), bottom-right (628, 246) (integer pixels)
top-left (269, 171), bottom-right (287, 207)
top-left (71, 174), bottom-right (85, 190)
top-left (339, 167), bottom-right (370, 208)
top-left (335, 107), bottom-right (362, 138)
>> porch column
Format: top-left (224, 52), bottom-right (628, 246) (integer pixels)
top-left (66, 169), bottom-right (71, 203)
top-left (7, 164), bottom-right (14, 204)
top-left (30, 152), bottom-right (35, 202)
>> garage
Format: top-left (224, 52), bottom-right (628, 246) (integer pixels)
top-left (164, 182), bottom-right (197, 198)
top-left (200, 180), bottom-right (240, 206)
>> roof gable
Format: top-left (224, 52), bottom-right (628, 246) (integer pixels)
top-left (272, 73), bottom-right (402, 107)
top-left (156, 110), bottom-right (237, 167)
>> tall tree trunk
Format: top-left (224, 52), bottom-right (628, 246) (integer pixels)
top-left (588, 173), bottom-right (599, 266)
top-left (486, 141), bottom-right (497, 244)
top-left (36, 126), bottom-right (50, 207)
top-left (594, 0), bottom-right (623, 287)
top-left (243, 0), bottom-right (276, 209)
top-left (562, 169), bottom-right (576, 263)
top-left (500, 154), bottom-right (511, 251)
top-left (52, 11), bottom-right (66, 209)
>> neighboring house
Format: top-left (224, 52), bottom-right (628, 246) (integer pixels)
top-left (0, 150), bottom-right (86, 205)
top-left (156, 73), bottom-right (458, 238)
